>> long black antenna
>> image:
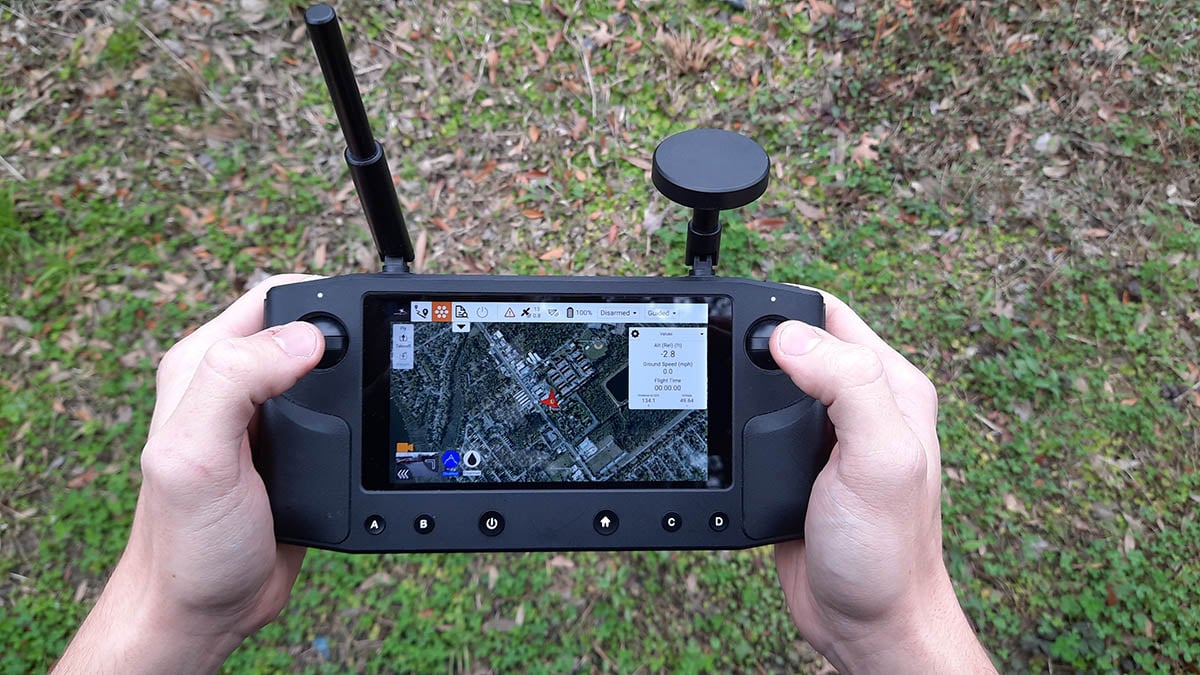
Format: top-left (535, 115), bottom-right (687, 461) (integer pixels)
top-left (306, 3), bottom-right (414, 273)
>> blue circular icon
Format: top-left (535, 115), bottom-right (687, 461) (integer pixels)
top-left (441, 450), bottom-right (461, 470)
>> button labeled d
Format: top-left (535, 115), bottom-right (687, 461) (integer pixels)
top-left (709, 512), bottom-right (728, 532)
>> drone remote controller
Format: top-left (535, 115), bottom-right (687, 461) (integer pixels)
top-left (255, 4), bottom-right (833, 553)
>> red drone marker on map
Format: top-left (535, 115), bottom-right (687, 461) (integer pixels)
top-left (539, 389), bottom-right (560, 410)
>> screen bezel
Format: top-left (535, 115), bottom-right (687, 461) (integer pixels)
top-left (361, 293), bottom-right (733, 491)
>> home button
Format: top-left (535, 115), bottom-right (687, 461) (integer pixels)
top-left (593, 510), bottom-right (619, 535)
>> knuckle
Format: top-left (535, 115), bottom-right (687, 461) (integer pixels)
top-left (200, 338), bottom-right (258, 386)
top-left (157, 340), bottom-right (198, 385)
top-left (140, 438), bottom-right (189, 487)
top-left (830, 344), bottom-right (886, 390)
top-left (893, 365), bottom-right (939, 413)
top-left (141, 437), bottom-right (225, 490)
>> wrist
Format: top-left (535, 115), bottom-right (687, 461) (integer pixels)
top-left (56, 553), bottom-right (247, 674)
top-left (824, 572), bottom-right (995, 675)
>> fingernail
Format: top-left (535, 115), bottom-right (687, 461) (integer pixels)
top-left (778, 322), bottom-right (821, 356)
top-left (273, 322), bottom-right (319, 358)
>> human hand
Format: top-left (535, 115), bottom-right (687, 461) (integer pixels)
top-left (770, 291), bottom-right (994, 674)
top-left (57, 274), bottom-right (324, 674)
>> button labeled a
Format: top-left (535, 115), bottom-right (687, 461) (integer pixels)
top-left (365, 515), bottom-right (386, 535)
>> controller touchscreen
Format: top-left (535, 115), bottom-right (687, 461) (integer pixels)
top-left (368, 297), bottom-right (732, 490)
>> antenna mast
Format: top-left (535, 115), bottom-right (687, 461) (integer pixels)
top-left (306, 3), bottom-right (414, 273)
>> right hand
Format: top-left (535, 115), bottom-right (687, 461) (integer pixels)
top-left (769, 291), bottom-right (995, 674)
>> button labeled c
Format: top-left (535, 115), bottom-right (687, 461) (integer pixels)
top-left (662, 512), bottom-right (682, 532)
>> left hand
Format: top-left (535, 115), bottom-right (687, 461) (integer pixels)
top-left (57, 274), bottom-right (324, 674)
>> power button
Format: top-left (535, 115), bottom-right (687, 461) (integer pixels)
top-left (479, 511), bottom-right (505, 536)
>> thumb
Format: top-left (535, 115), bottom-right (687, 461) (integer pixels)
top-left (769, 321), bottom-right (922, 473)
top-left (161, 321), bottom-right (324, 451)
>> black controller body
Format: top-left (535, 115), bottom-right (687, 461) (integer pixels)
top-left (256, 273), bottom-right (833, 553)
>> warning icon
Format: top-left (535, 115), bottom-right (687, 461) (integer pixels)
top-left (504, 307), bottom-right (516, 318)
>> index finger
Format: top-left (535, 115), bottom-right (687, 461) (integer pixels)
top-left (783, 285), bottom-right (939, 435)
top-left (187, 274), bottom-right (324, 345)
top-left (149, 274), bottom-right (323, 435)
top-left (790, 285), bottom-right (899, 356)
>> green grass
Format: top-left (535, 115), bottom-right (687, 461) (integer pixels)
top-left (2, 0), bottom-right (1198, 672)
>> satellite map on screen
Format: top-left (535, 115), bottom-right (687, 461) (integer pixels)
top-left (387, 310), bottom-right (709, 486)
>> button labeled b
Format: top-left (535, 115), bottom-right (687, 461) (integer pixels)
top-left (414, 514), bottom-right (435, 534)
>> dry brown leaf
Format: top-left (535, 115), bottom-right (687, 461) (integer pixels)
top-left (795, 199), bottom-right (826, 221)
top-left (623, 156), bottom-right (652, 171)
top-left (569, 115), bottom-right (588, 140)
top-left (77, 26), bottom-right (114, 69)
top-left (522, 208), bottom-right (545, 219)
top-left (1122, 530), bottom-right (1137, 554)
top-left (531, 42), bottom-right (549, 68)
top-left (588, 23), bottom-right (615, 50)
top-left (67, 466), bottom-right (99, 489)
top-left (1006, 33), bottom-right (1039, 54)
top-left (1003, 493), bottom-right (1028, 515)
top-left (1042, 165), bottom-right (1071, 178)
top-left (938, 6), bottom-right (967, 43)
top-left (313, 241), bottom-right (326, 269)
top-left (850, 134), bottom-right (881, 166)
top-left (806, 0), bottom-right (837, 17)
top-left (539, 246), bottom-right (565, 261)
top-left (486, 49), bottom-right (499, 84)
top-left (413, 230), bottom-right (428, 273)
top-left (748, 217), bottom-right (787, 232)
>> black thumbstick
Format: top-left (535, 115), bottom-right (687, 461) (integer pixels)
top-left (651, 129), bottom-right (770, 274)
top-left (746, 317), bottom-right (784, 370)
top-left (302, 314), bottom-right (349, 369)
